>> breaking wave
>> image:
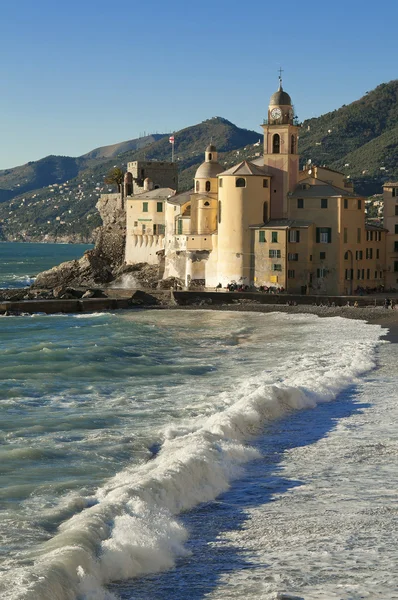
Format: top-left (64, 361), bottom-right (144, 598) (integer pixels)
top-left (1, 316), bottom-right (383, 600)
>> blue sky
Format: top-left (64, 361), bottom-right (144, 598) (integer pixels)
top-left (1, 0), bottom-right (397, 169)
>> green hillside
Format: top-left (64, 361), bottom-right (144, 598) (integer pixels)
top-left (1, 80), bottom-right (398, 242)
top-left (0, 118), bottom-right (260, 241)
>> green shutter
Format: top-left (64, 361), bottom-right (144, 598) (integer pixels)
top-left (259, 231), bottom-right (265, 243)
top-left (178, 219), bottom-right (182, 235)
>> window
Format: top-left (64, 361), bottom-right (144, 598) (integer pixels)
top-left (394, 241), bottom-right (398, 252)
top-left (143, 202), bottom-right (148, 212)
top-left (358, 199), bottom-right (362, 210)
top-left (321, 198), bottom-right (328, 209)
top-left (289, 230), bottom-right (300, 243)
top-left (366, 230), bottom-right (373, 241)
top-left (310, 255), bottom-right (313, 261)
top-left (134, 221), bottom-right (138, 227)
top-left (344, 251), bottom-right (349, 260)
top-left (376, 249), bottom-right (380, 259)
top-left (356, 250), bottom-right (363, 260)
top-left (393, 188), bottom-right (397, 197)
top-left (395, 205), bottom-right (398, 216)
top-left (219, 178), bottom-right (223, 188)
top-left (367, 269), bottom-right (370, 279)
top-left (272, 134), bottom-right (280, 154)
top-left (316, 227), bottom-right (332, 243)
top-left (366, 248), bottom-right (373, 259)
top-left (344, 199), bottom-right (348, 209)
top-left (375, 270), bottom-right (378, 279)
top-left (317, 268), bottom-right (326, 278)
top-left (263, 202), bottom-right (268, 223)
top-left (297, 198), bottom-right (304, 209)
top-left (380, 271), bottom-right (383, 278)
top-left (320, 252), bottom-right (326, 260)
top-left (205, 181), bottom-right (211, 192)
top-left (218, 201), bottom-right (222, 224)
top-left (291, 135), bottom-right (296, 154)
top-left (272, 264), bottom-right (282, 271)
top-left (203, 201), bottom-right (210, 207)
top-left (357, 228), bottom-right (361, 243)
top-left (395, 262), bottom-right (398, 272)
top-left (208, 153), bottom-right (212, 161)
top-left (271, 231), bottom-right (278, 243)
top-left (357, 269), bottom-right (361, 280)
top-left (288, 270), bottom-right (295, 279)
top-left (142, 224), bottom-right (146, 234)
top-left (269, 249), bottom-right (281, 258)
top-left (259, 231), bottom-right (266, 243)
top-left (344, 228), bottom-right (348, 243)
top-left (195, 181), bottom-right (199, 192)
top-left (263, 179), bottom-right (268, 188)
top-left (158, 224), bottom-right (165, 234)
top-left (288, 253), bottom-right (298, 261)
top-left (395, 224), bottom-right (398, 234)
top-left (157, 202), bottom-right (163, 213)
top-left (236, 177), bottom-right (246, 188)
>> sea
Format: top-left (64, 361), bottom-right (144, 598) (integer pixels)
top-left (1, 242), bottom-right (398, 600)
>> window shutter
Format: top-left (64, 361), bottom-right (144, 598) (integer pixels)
top-left (297, 230), bottom-right (300, 243)
top-left (316, 228), bottom-right (320, 243)
top-left (327, 228), bottom-right (332, 243)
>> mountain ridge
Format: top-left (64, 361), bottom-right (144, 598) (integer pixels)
top-left (1, 81), bottom-right (398, 241)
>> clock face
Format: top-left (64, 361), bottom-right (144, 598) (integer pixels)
top-left (270, 107), bottom-right (282, 120)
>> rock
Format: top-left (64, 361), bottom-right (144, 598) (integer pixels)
top-left (32, 250), bottom-right (113, 290)
top-left (157, 276), bottom-right (184, 290)
top-left (82, 289), bottom-right (106, 298)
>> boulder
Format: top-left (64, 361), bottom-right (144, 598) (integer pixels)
top-left (32, 250), bottom-right (113, 290)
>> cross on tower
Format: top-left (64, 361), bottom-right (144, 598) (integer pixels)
top-left (278, 67), bottom-right (284, 85)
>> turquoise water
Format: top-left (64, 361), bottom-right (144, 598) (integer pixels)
top-left (0, 241), bottom-right (93, 288)
top-left (1, 244), bottom-right (398, 600)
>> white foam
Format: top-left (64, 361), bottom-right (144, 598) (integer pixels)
top-left (2, 315), bottom-right (383, 600)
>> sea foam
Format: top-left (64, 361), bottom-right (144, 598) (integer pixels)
top-left (2, 315), bottom-right (383, 600)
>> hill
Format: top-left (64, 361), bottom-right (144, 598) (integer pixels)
top-left (298, 79), bottom-right (398, 194)
top-left (0, 118), bottom-right (261, 242)
top-left (1, 80), bottom-right (398, 242)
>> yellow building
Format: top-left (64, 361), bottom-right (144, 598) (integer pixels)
top-left (125, 77), bottom-right (393, 295)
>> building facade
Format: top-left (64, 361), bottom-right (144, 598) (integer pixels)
top-left (118, 78), bottom-right (395, 295)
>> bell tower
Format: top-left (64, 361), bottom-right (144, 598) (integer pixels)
top-left (262, 72), bottom-right (300, 219)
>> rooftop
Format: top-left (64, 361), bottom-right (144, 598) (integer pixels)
top-left (250, 219), bottom-right (313, 229)
top-left (218, 160), bottom-right (271, 177)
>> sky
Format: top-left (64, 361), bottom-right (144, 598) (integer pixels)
top-left (1, 0), bottom-right (397, 169)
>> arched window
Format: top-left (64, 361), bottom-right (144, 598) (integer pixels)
top-left (291, 135), bottom-right (295, 154)
top-left (195, 180), bottom-right (199, 192)
top-left (218, 201), bottom-right (222, 224)
top-left (236, 177), bottom-right (246, 188)
top-left (205, 181), bottom-right (211, 192)
top-left (204, 201), bottom-right (210, 206)
top-left (208, 153), bottom-right (212, 161)
top-left (273, 134), bottom-right (280, 154)
top-left (263, 201), bottom-right (268, 223)
top-left (344, 251), bottom-right (349, 260)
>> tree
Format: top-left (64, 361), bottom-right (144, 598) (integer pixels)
top-left (104, 167), bottom-right (124, 192)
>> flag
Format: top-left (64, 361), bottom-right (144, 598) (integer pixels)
top-left (169, 135), bottom-right (175, 144)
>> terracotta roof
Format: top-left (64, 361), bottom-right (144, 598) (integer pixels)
top-left (218, 160), bottom-right (271, 177)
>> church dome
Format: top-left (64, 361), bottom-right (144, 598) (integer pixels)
top-left (206, 144), bottom-right (217, 152)
top-left (195, 161), bottom-right (224, 179)
top-left (270, 86), bottom-right (292, 106)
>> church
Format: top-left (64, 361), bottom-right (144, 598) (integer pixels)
top-left (119, 77), bottom-right (398, 296)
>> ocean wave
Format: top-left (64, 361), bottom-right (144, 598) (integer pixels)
top-left (2, 317), bottom-right (383, 600)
